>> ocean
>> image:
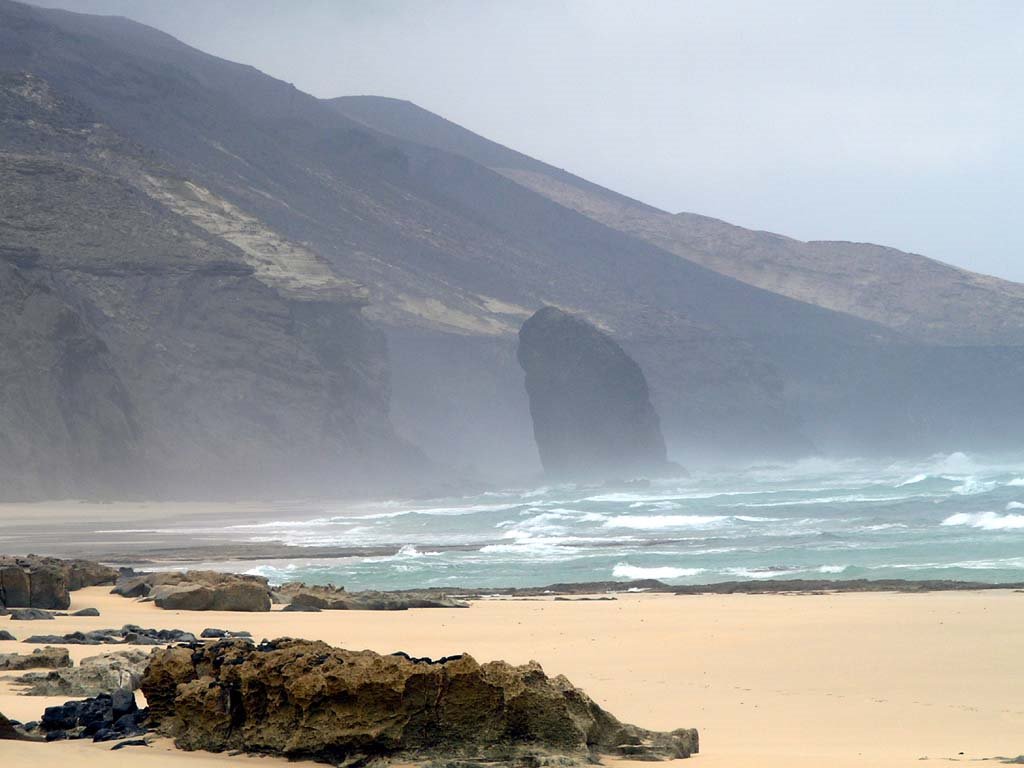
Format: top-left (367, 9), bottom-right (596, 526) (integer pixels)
top-left (144, 452), bottom-right (1024, 591)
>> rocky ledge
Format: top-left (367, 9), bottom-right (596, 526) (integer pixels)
top-left (0, 556), bottom-right (117, 610)
top-left (273, 582), bottom-right (468, 611)
top-left (113, 570), bottom-right (272, 612)
top-left (142, 638), bottom-right (698, 765)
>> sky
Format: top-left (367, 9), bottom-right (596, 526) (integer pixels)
top-left (30, 0), bottom-right (1024, 281)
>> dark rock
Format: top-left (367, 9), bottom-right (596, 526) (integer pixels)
top-left (1, 710), bottom-right (38, 741)
top-left (0, 646), bottom-right (72, 671)
top-left (111, 738), bottom-right (149, 749)
top-left (111, 687), bottom-right (137, 718)
top-left (72, 607), bottom-right (101, 617)
top-left (9, 608), bottom-right (55, 620)
top-left (39, 693), bottom-right (149, 741)
top-left (23, 625), bottom-right (195, 647)
top-left (200, 628), bottom-right (252, 639)
top-left (142, 638), bottom-right (698, 764)
top-left (0, 630), bottom-right (16, 641)
top-left (274, 582), bottom-right (468, 611)
top-left (517, 307), bottom-right (676, 480)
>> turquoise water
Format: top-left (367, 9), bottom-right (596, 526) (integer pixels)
top-left (193, 452), bottom-right (1024, 590)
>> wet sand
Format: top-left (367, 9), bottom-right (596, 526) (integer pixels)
top-left (2, 587), bottom-right (1023, 766)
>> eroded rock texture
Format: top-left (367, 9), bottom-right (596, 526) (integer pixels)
top-left (142, 639), bottom-right (697, 764)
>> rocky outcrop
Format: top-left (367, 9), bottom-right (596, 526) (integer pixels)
top-left (40, 692), bottom-right (148, 742)
top-left (114, 571), bottom-right (271, 612)
top-left (14, 649), bottom-right (151, 696)
top-left (518, 307), bottom-right (675, 480)
top-left (23, 625), bottom-right (197, 646)
top-left (1, 711), bottom-right (37, 741)
top-left (273, 582), bottom-right (468, 611)
top-left (0, 556), bottom-right (117, 611)
top-left (142, 638), bottom-right (698, 764)
top-left (0, 646), bottom-right (71, 671)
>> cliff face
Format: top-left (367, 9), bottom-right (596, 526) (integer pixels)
top-left (518, 308), bottom-right (670, 480)
top-left (0, 72), bottom-right (420, 499)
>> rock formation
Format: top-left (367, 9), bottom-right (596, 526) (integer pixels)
top-left (518, 307), bottom-right (674, 480)
top-left (23, 625), bottom-right (197, 646)
top-left (0, 711), bottom-right (36, 741)
top-left (273, 582), bottom-right (469, 611)
top-left (0, 646), bottom-right (71, 671)
top-left (14, 649), bottom-right (151, 696)
top-left (114, 571), bottom-right (272, 612)
top-left (142, 638), bottom-right (698, 764)
top-left (40, 691), bottom-right (148, 742)
top-left (0, 556), bottom-right (117, 610)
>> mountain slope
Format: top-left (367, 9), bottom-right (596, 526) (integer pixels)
top-left (0, 70), bottom-right (421, 499)
top-left (332, 95), bottom-right (1024, 347)
top-left (3, 0), bottom-right (1024, 496)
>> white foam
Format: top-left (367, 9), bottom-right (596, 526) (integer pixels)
top-left (602, 514), bottom-right (727, 530)
top-left (612, 562), bottom-right (704, 579)
top-left (941, 511), bottom-right (1024, 530)
top-left (896, 473), bottom-right (929, 487)
top-left (1007, 502), bottom-right (1024, 511)
top-left (817, 565), bottom-right (848, 574)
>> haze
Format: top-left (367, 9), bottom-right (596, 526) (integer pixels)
top-left (29, 0), bottom-right (1024, 281)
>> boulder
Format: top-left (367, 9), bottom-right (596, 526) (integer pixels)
top-left (1, 711), bottom-right (38, 741)
top-left (9, 608), bottom-right (56, 620)
top-left (40, 693), bottom-right (148, 742)
top-left (517, 307), bottom-right (677, 480)
top-left (14, 649), bottom-right (151, 696)
top-left (0, 563), bottom-right (31, 608)
top-left (72, 608), bottom-right (100, 617)
top-left (22, 625), bottom-right (195, 646)
top-left (115, 571), bottom-right (271, 612)
top-left (0, 557), bottom-right (116, 610)
top-left (0, 646), bottom-right (72, 671)
top-left (142, 638), bottom-right (698, 764)
top-left (0, 630), bottom-right (15, 641)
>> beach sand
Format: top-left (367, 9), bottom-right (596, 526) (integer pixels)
top-left (1, 587), bottom-right (1022, 767)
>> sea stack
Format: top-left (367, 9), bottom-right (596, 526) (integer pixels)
top-left (517, 306), bottom-right (672, 480)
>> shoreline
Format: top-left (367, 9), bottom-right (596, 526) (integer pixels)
top-left (2, 586), bottom-right (1023, 767)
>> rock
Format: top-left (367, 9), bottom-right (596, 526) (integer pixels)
top-left (1, 710), bottom-right (39, 741)
top-left (199, 628), bottom-right (252, 639)
top-left (72, 607), bottom-right (100, 617)
top-left (0, 630), bottom-right (15, 640)
top-left (40, 693), bottom-right (149, 742)
top-left (0, 557), bottom-right (116, 610)
top-left (0, 646), bottom-right (72, 671)
top-left (273, 582), bottom-right (469, 611)
top-left (0, 563), bottom-right (31, 608)
top-left (114, 741), bottom-right (151, 753)
top-left (9, 608), bottom-right (55, 620)
top-left (142, 638), bottom-right (698, 764)
top-left (517, 306), bottom-right (677, 480)
top-left (111, 738), bottom-right (149, 749)
top-left (22, 625), bottom-right (195, 646)
top-left (16, 649), bottom-right (151, 696)
top-left (114, 571), bottom-right (271, 612)
top-left (111, 687), bottom-right (137, 718)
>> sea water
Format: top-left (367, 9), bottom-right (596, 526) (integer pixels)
top-left (159, 452), bottom-right (1024, 590)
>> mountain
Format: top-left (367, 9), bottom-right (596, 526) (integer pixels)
top-left (332, 96), bottom-right (1024, 347)
top-left (1, 0), bottom-right (1023, 499)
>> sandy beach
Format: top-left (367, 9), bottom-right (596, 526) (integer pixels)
top-left (2, 586), bottom-right (1023, 767)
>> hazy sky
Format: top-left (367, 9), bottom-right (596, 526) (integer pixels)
top-left (31, 0), bottom-right (1024, 281)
